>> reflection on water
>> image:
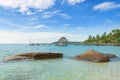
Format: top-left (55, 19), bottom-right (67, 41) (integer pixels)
top-left (0, 44), bottom-right (120, 80)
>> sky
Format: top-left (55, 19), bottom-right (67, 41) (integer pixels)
top-left (0, 0), bottom-right (120, 44)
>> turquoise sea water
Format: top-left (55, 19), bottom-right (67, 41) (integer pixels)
top-left (0, 44), bottom-right (120, 80)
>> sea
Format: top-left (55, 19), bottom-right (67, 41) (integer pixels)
top-left (0, 44), bottom-right (120, 80)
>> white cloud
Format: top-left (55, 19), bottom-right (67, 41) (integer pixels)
top-left (34, 25), bottom-right (46, 29)
top-left (93, 2), bottom-right (120, 11)
top-left (23, 25), bottom-right (46, 29)
top-left (59, 13), bottom-right (71, 19)
top-left (0, 30), bottom-right (85, 44)
top-left (63, 24), bottom-right (70, 26)
top-left (0, 18), bottom-right (50, 30)
top-left (61, 24), bottom-right (70, 29)
top-left (0, 0), bottom-right (55, 15)
top-left (67, 0), bottom-right (85, 5)
top-left (42, 10), bottom-right (71, 19)
top-left (27, 17), bottom-right (38, 22)
top-left (42, 10), bottom-right (60, 18)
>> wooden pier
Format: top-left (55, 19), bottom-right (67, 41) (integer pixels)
top-left (29, 43), bottom-right (52, 46)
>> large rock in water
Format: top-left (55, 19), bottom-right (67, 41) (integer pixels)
top-left (73, 50), bottom-right (117, 62)
top-left (1, 52), bottom-right (63, 62)
top-left (104, 54), bottom-right (117, 58)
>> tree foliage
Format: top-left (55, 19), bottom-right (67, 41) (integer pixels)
top-left (84, 29), bottom-right (120, 44)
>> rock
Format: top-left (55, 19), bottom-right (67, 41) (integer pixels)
top-left (73, 49), bottom-right (110, 62)
top-left (1, 52), bottom-right (63, 62)
top-left (104, 54), bottom-right (117, 58)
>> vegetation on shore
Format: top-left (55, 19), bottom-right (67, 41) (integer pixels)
top-left (84, 29), bottom-right (120, 44)
top-left (52, 29), bottom-right (120, 46)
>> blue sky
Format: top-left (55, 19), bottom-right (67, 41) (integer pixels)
top-left (0, 0), bottom-right (120, 43)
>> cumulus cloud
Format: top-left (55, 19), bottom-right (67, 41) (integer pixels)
top-left (67, 0), bottom-right (85, 5)
top-left (0, 31), bottom-right (85, 43)
top-left (93, 2), bottom-right (120, 11)
top-left (0, 0), bottom-right (55, 15)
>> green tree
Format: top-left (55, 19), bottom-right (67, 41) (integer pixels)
top-left (88, 35), bottom-right (93, 41)
top-left (96, 34), bottom-right (100, 40)
top-left (84, 29), bottom-right (120, 44)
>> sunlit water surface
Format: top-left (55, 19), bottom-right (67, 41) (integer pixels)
top-left (0, 44), bottom-right (120, 80)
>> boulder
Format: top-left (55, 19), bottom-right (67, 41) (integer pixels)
top-left (73, 50), bottom-right (111, 62)
top-left (1, 52), bottom-right (63, 62)
top-left (104, 54), bottom-right (117, 58)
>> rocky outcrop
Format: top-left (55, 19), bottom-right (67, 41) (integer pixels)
top-left (73, 49), bottom-right (117, 62)
top-left (1, 52), bottom-right (63, 62)
top-left (104, 54), bottom-right (117, 58)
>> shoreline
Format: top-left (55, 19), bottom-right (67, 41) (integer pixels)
top-left (82, 43), bottom-right (120, 46)
top-left (0, 43), bottom-right (120, 46)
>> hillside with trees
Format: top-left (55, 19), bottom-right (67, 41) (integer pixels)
top-left (84, 29), bottom-right (120, 45)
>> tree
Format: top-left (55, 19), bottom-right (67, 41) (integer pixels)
top-left (84, 29), bottom-right (120, 44)
top-left (96, 34), bottom-right (100, 40)
top-left (88, 35), bottom-right (93, 41)
top-left (112, 29), bottom-right (120, 43)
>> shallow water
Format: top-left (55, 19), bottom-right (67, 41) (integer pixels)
top-left (0, 44), bottom-right (120, 80)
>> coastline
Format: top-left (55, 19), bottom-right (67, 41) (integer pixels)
top-left (29, 42), bottom-right (120, 46)
top-left (82, 43), bottom-right (120, 46)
